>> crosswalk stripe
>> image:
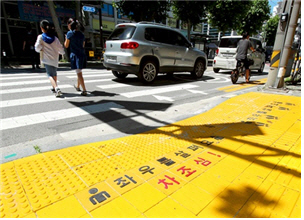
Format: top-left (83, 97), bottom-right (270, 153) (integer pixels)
top-left (85, 78), bottom-right (112, 83)
top-left (0, 75), bottom-right (46, 81)
top-left (0, 102), bottom-right (124, 131)
top-left (97, 84), bottom-right (131, 89)
top-left (66, 73), bottom-right (113, 78)
top-left (0, 73), bottom-right (42, 77)
top-left (0, 93), bottom-right (79, 108)
top-left (57, 69), bottom-right (110, 75)
top-left (121, 84), bottom-right (199, 98)
top-left (0, 84), bottom-right (73, 95)
top-left (1, 79), bottom-right (59, 87)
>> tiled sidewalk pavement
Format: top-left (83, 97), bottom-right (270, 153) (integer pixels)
top-left (0, 92), bottom-right (301, 218)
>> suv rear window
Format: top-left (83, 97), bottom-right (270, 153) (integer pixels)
top-left (219, 38), bottom-right (241, 48)
top-left (108, 26), bottom-right (136, 40)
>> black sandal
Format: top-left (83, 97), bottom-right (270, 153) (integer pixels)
top-left (81, 91), bottom-right (88, 96)
top-left (74, 85), bottom-right (81, 92)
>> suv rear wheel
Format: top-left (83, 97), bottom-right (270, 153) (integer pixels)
top-left (213, 68), bottom-right (220, 73)
top-left (191, 59), bottom-right (205, 79)
top-left (112, 71), bottom-right (128, 78)
top-left (139, 60), bottom-right (158, 83)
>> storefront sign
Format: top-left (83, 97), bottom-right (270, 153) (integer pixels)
top-left (18, 2), bottom-right (75, 23)
top-left (83, 6), bottom-right (96, 13)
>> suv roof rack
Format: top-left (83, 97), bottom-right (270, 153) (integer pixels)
top-left (138, 21), bottom-right (167, 27)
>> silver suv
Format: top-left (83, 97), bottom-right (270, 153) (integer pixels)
top-left (103, 22), bottom-right (207, 83)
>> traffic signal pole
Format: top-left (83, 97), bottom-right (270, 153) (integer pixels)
top-left (264, 0), bottom-right (290, 89)
top-left (275, 0), bottom-right (301, 88)
top-left (264, 0), bottom-right (301, 89)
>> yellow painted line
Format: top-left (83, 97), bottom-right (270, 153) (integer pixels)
top-left (219, 78), bottom-right (267, 92)
top-left (218, 84), bottom-right (238, 91)
top-left (0, 92), bottom-right (301, 218)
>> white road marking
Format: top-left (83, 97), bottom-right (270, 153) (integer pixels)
top-left (0, 102), bottom-right (124, 131)
top-left (121, 84), bottom-right (198, 98)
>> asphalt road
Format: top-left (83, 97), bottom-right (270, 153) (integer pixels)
top-left (0, 64), bottom-right (270, 162)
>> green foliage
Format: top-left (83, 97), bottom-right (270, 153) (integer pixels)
top-left (172, 0), bottom-right (210, 40)
top-left (207, 0), bottom-right (250, 33)
top-left (114, 0), bottom-right (171, 23)
top-left (263, 15), bottom-right (279, 46)
top-left (208, 0), bottom-right (270, 35)
top-left (172, 1), bottom-right (208, 26)
top-left (238, 0), bottom-right (271, 35)
top-left (33, 145), bottom-right (42, 154)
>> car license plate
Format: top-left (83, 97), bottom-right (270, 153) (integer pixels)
top-left (223, 53), bottom-right (232, 57)
top-left (107, 56), bottom-right (117, 63)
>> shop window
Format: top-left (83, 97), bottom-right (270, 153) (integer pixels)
top-left (4, 3), bottom-right (20, 19)
top-left (117, 9), bottom-right (128, 19)
top-left (7, 20), bottom-right (31, 28)
top-left (1, 18), bottom-right (7, 32)
top-left (102, 3), bottom-right (114, 17)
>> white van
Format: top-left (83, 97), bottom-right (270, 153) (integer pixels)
top-left (213, 36), bottom-right (266, 73)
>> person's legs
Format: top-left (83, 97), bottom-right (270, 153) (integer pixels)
top-left (30, 49), bottom-right (35, 69)
top-left (45, 64), bottom-right (61, 96)
top-left (244, 59), bottom-right (250, 83)
top-left (245, 69), bottom-right (250, 82)
top-left (45, 64), bottom-right (57, 88)
top-left (76, 69), bottom-right (87, 94)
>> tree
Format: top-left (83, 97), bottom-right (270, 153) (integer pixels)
top-left (237, 0), bottom-right (271, 35)
top-left (263, 15), bottom-right (279, 46)
top-left (172, 0), bottom-right (209, 40)
top-left (114, 0), bottom-right (171, 23)
top-left (208, 0), bottom-right (270, 35)
top-left (207, 0), bottom-right (250, 34)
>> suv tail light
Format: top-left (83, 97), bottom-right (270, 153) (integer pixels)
top-left (215, 49), bottom-right (219, 56)
top-left (121, 42), bottom-right (139, 49)
top-left (104, 42), bottom-right (106, 49)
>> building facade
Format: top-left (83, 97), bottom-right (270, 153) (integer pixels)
top-left (1, 0), bottom-right (232, 62)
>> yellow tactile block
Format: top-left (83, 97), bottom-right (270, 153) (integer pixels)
top-left (0, 166), bottom-right (32, 218)
top-left (75, 181), bottom-right (120, 212)
top-left (36, 196), bottom-right (87, 218)
top-left (0, 92), bottom-right (301, 218)
top-left (144, 197), bottom-right (197, 218)
top-left (122, 183), bottom-right (167, 213)
top-left (89, 197), bottom-right (143, 218)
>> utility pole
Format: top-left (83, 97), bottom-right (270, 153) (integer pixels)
top-left (99, 7), bottom-right (104, 50)
top-left (264, 0), bottom-right (301, 89)
top-left (275, 0), bottom-right (301, 88)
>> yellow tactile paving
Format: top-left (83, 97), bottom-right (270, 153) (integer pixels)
top-left (0, 92), bottom-right (300, 218)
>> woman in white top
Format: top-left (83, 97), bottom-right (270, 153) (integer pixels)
top-left (35, 20), bottom-right (65, 97)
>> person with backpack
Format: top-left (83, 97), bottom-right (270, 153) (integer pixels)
top-left (35, 20), bottom-right (65, 97)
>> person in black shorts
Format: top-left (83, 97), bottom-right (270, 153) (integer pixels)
top-left (236, 32), bottom-right (255, 82)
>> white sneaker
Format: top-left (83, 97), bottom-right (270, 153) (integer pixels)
top-left (55, 89), bottom-right (62, 97)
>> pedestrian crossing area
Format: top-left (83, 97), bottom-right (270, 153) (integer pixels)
top-left (0, 69), bottom-right (217, 137)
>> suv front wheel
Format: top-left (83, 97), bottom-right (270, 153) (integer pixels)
top-left (191, 59), bottom-right (205, 79)
top-left (139, 60), bottom-right (158, 83)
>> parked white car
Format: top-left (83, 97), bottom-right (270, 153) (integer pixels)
top-left (213, 36), bottom-right (266, 73)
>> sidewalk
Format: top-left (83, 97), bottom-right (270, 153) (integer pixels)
top-left (0, 91), bottom-right (301, 218)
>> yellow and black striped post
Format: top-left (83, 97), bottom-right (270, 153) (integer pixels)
top-left (270, 50), bottom-right (281, 68)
